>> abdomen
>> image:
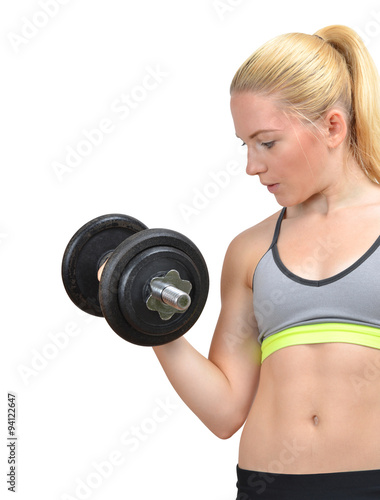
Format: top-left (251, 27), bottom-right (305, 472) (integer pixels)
top-left (239, 342), bottom-right (380, 473)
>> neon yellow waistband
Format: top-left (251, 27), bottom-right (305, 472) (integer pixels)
top-left (261, 322), bottom-right (380, 364)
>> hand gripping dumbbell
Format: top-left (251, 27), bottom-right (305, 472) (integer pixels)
top-left (61, 214), bottom-right (209, 346)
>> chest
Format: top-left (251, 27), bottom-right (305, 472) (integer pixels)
top-left (277, 215), bottom-right (380, 281)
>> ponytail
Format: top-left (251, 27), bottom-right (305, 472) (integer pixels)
top-left (315, 25), bottom-right (380, 183)
top-left (230, 25), bottom-right (380, 183)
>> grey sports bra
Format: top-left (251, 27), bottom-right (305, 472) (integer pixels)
top-left (253, 207), bottom-right (380, 363)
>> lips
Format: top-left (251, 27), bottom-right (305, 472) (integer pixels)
top-left (267, 183), bottom-right (279, 193)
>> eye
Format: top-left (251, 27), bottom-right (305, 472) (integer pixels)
top-left (241, 141), bottom-right (246, 147)
top-left (262, 141), bottom-right (275, 149)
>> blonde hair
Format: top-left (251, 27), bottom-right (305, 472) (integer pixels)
top-left (230, 25), bottom-right (380, 183)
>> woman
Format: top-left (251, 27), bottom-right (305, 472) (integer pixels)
top-left (153, 25), bottom-right (380, 498)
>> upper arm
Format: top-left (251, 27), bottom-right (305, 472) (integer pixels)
top-left (208, 228), bottom-right (264, 429)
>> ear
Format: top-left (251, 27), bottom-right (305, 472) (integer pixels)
top-left (323, 108), bottom-right (348, 149)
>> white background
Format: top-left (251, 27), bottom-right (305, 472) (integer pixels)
top-left (2, 1), bottom-right (380, 499)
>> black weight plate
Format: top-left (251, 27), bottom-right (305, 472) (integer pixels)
top-left (99, 229), bottom-right (209, 346)
top-left (62, 214), bottom-right (148, 316)
top-left (118, 246), bottom-right (201, 333)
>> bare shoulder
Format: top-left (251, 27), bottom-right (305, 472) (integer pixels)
top-left (223, 209), bottom-right (282, 288)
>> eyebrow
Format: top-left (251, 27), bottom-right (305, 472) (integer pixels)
top-left (235, 129), bottom-right (281, 140)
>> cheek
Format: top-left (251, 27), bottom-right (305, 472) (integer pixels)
top-left (286, 135), bottom-right (324, 178)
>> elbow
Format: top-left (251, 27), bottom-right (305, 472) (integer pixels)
top-left (210, 414), bottom-right (246, 440)
top-left (215, 429), bottom-right (237, 440)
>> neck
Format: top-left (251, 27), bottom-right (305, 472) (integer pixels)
top-left (296, 157), bottom-right (380, 217)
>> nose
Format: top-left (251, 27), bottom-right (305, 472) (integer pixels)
top-left (245, 151), bottom-right (267, 177)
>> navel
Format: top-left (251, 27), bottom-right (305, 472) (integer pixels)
top-left (312, 415), bottom-right (319, 426)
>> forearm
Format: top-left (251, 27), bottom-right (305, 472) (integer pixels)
top-left (153, 337), bottom-right (239, 438)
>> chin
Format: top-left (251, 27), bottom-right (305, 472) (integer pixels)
top-left (274, 190), bottom-right (309, 208)
top-left (273, 193), bottom-right (294, 208)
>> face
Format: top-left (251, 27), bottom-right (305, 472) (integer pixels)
top-left (230, 92), bottom-right (331, 207)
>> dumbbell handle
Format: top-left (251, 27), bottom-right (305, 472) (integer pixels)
top-left (150, 281), bottom-right (191, 312)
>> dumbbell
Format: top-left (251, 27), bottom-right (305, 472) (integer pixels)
top-left (61, 214), bottom-right (209, 346)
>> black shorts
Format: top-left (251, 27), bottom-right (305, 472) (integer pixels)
top-left (236, 465), bottom-right (380, 499)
